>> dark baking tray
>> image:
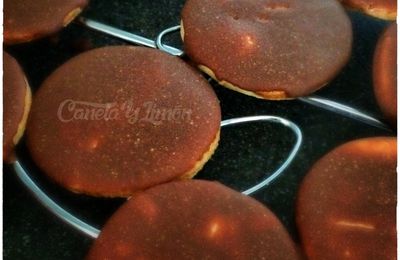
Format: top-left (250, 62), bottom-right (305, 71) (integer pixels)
top-left (4, 0), bottom-right (394, 259)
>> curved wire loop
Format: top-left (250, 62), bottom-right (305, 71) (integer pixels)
top-left (221, 116), bottom-right (302, 195)
top-left (155, 25), bottom-right (184, 56)
top-left (13, 161), bottom-right (101, 239)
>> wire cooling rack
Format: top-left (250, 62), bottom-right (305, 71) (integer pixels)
top-left (9, 8), bottom-right (393, 245)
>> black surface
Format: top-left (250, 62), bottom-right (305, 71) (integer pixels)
top-left (3, 1), bottom-right (395, 259)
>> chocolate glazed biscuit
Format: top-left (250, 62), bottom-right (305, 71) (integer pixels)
top-left (87, 180), bottom-right (301, 260)
top-left (3, 52), bottom-right (32, 163)
top-left (297, 137), bottom-right (397, 260)
top-left (373, 23), bottom-right (397, 127)
top-left (181, 0), bottom-right (352, 100)
top-left (27, 46), bottom-right (221, 197)
top-left (4, 0), bottom-right (89, 44)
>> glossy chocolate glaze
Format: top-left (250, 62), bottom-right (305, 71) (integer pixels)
top-left (297, 137), bottom-right (397, 260)
top-left (27, 46), bottom-right (221, 197)
top-left (87, 180), bottom-right (301, 260)
top-left (3, 52), bottom-right (29, 163)
top-left (182, 0), bottom-right (352, 99)
top-left (4, 0), bottom-right (89, 44)
top-left (373, 23), bottom-right (397, 127)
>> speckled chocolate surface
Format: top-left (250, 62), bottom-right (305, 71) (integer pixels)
top-left (3, 52), bottom-right (29, 163)
top-left (87, 180), bottom-right (301, 260)
top-left (182, 0), bottom-right (352, 98)
top-left (4, 0), bottom-right (89, 44)
top-left (373, 23), bottom-right (397, 127)
top-left (27, 46), bottom-right (221, 197)
top-left (3, 1), bottom-right (395, 259)
top-left (297, 137), bottom-right (396, 260)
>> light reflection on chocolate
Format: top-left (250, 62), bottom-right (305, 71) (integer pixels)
top-left (297, 137), bottom-right (396, 260)
top-left (181, 0), bottom-right (352, 99)
top-left (373, 23), bottom-right (397, 127)
top-left (87, 181), bottom-right (301, 260)
top-left (27, 46), bottom-right (221, 197)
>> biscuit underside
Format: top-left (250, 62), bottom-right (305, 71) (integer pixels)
top-left (5, 78), bottom-right (32, 163)
top-left (366, 8), bottom-right (396, 21)
top-left (13, 78), bottom-right (32, 146)
top-left (180, 20), bottom-right (185, 41)
top-left (199, 65), bottom-right (291, 100)
top-left (179, 129), bottom-right (220, 180)
top-left (66, 126), bottom-right (221, 198)
top-left (63, 8), bottom-right (83, 27)
top-left (180, 21), bottom-right (290, 100)
top-left (5, 8), bottom-right (83, 45)
top-left (346, 5), bottom-right (396, 20)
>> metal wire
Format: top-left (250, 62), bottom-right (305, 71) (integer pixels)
top-left (297, 96), bottom-right (390, 130)
top-left (78, 17), bottom-right (183, 56)
top-left (13, 161), bottom-right (101, 239)
top-left (220, 116), bottom-right (303, 195)
top-left (155, 25), bottom-right (184, 56)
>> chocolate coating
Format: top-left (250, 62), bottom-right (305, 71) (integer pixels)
top-left (3, 52), bottom-right (31, 163)
top-left (27, 46), bottom-right (221, 197)
top-left (297, 137), bottom-right (397, 260)
top-left (182, 0), bottom-right (352, 99)
top-left (4, 0), bottom-right (89, 44)
top-left (340, 0), bottom-right (396, 20)
top-left (87, 180), bottom-right (301, 260)
top-left (373, 23), bottom-right (397, 127)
